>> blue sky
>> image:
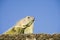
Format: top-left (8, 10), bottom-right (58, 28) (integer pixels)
top-left (0, 0), bottom-right (60, 34)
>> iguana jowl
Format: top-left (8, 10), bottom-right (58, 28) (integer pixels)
top-left (4, 16), bottom-right (35, 34)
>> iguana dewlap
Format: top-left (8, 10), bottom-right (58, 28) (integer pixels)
top-left (4, 16), bottom-right (35, 34)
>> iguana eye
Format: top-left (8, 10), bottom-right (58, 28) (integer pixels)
top-left (27, 16), bottom-right (30, 19)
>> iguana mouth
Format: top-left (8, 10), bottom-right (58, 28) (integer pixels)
top-left (23, 19), bottom-right (34, 29)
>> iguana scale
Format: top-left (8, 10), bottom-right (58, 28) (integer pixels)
top-left (3, 16), bottom-right (35, 35)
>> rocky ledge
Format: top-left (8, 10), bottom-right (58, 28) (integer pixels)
top-left (0, 34), bottom-right (60, 40)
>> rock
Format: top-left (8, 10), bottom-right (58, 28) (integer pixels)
top-left (0, 34), bottom-right (60, 40)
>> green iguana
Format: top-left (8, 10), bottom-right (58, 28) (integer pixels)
top-left (3, 16), bottom-right (35, 35)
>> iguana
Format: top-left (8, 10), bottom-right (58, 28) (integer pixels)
top-left (3, 16), bottom-right (35, 35)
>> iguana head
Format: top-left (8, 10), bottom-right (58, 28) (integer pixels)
top-left (15, 16), bottom-right (35, 28)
